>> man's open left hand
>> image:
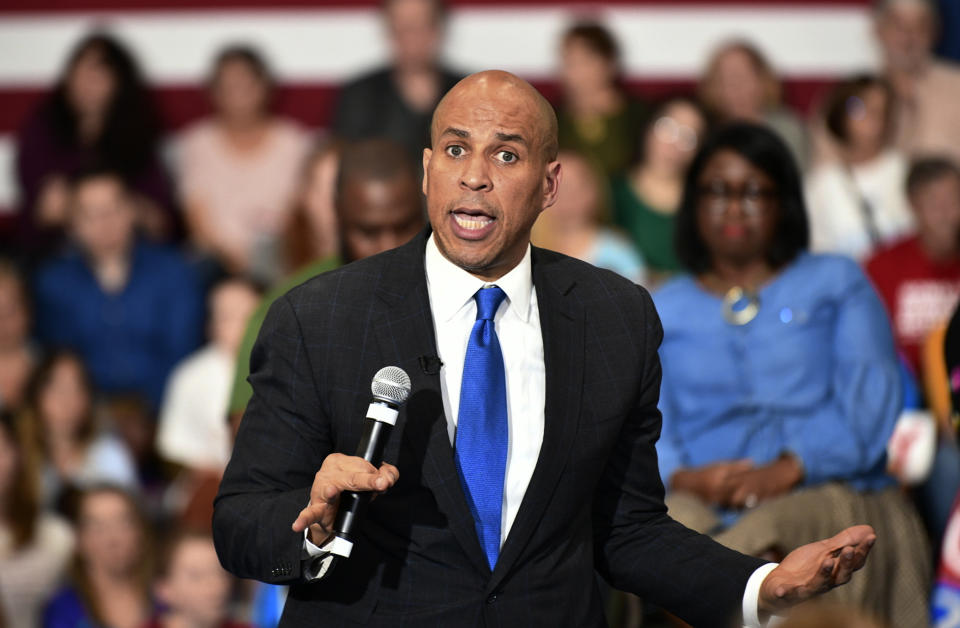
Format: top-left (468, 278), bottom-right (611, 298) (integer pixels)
top-left (758, 525), bottom-right (876, 615)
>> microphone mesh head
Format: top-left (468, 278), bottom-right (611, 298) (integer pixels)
top-left (371, 366), bottom-right (412, 405)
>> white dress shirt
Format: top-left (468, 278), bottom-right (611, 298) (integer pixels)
top-left (302, 235), bottom-right (774, 627)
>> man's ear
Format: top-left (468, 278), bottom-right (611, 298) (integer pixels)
top-left (541, 160), bottom-right (562, 212)
top-left (422, 148), bottom-right (433, 196)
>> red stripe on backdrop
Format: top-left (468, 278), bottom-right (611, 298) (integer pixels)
top-left (0, 0), bottom-right (872, 13)
top-left (0, 77), bottom-right (838, 137)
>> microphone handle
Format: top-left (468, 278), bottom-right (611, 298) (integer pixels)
top-left (333, 417), bottom-right (393, 541)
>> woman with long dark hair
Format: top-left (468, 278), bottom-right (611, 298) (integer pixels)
top-left (0, 410), bottom-right (74, 628)
top-left (21, 351), bottom-right (137, 509)
top-left (15, 32), bottom-right (175, 259)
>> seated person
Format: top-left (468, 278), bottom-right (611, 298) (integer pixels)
top-left (177, 45), bottom-right (309, 282)
top-left (148, 529), bottom-right (250, 628)
top-left (333, 0), bottom-right (462, 168)
top-left (654, 123), bottom-right (930, 627)
top-left (34, 166), bottom-right (204, 409)
top-left (531, 150), bottom-right (645, 284)
top-left (610, 97), bottom-right (707, 282)
top-left (866, 157), bottom-right (960, 381)
top-left (44, 485), bottom-right (156, 628)
top-left (556, 21), bottom-right (649, 178)
top-left (805, 75), bottom-right (913, 261)
top-left (0, 410), bottom-right (74, 628)
top-left (0, 260), bottom-right (35, 411)
top-left (227, 139), bottom-right (425, 425)
top-left (698, 39), bottom-right (807, 167)
top-left (21, 351), bottom-right (137, 510)
top-left (15, 32), bottom-right (176, 260)
top-left (157, 278), bottom-right (260, 472)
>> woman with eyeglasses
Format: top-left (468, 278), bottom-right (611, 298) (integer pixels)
top-left (610, 97), bottom-right (707, 285)
top-left (652, 123), bottom-right (930, 626)
top-left (806, 75), bottom-right (913, 261)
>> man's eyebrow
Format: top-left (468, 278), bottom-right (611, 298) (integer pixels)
top-left (440, 127), bottom-right (469, 139)
top-left (495, 132), bottom-right (527, 145)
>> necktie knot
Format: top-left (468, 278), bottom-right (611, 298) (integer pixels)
top-left (474, 286), bottom-right (506, 322)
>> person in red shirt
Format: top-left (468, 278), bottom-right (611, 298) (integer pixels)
top-left (866, 156), bottom-right (960, 378)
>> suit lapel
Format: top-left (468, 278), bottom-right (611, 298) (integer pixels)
top-left (489, 248), bottom-right (585, 592)
top-left (371, 231), bottom-right (491, 577)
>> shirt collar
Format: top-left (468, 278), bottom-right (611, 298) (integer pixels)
top-left (425, 233), bottom-right (534, 323)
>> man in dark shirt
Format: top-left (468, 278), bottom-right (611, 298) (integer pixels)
top-left (34, 167), bottom-right (203, 408)
top-left (333, 0), bottom-right (462, 168)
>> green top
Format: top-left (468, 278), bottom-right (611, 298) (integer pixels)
top-left (228, 256), bottom-right (341, 415)
top-left (609, 175), bottom-right (682, 275)
top-left (557, 99), bottom-right (648, 179)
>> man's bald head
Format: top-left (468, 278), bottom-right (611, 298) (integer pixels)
top-left (430, 70), bottom-right (559, 163)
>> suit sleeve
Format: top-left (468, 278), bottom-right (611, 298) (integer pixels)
top-left (213, 293), bottom-right (332, 584)
top-left (592, 287), bottom-right (766, 628)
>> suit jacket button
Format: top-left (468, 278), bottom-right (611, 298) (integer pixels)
top-left (486, 594), bottom-right (497, 604)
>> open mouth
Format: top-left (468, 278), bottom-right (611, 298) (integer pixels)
top-left (450, 208), bottom-right (497, 239)
top-left (453, 211), bottom-right (495, 230)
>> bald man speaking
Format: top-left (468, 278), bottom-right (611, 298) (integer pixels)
top-left (213, 71), bottom-right (874, 627)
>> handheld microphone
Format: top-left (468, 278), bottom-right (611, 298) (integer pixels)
top-left (328, 366), bottom-right (411, 559)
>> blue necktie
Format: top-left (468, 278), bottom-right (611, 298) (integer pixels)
top-left (455, 285), bottom-right (508, 571)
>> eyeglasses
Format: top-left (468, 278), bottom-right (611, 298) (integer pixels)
top-left (653, 116), bottom-right (699, 152)
top-left (697, 180), bottom-right (776, 216)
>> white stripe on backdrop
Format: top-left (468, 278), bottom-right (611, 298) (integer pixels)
top-left (0, 5), bottom-right (878, 84)
top-left (0, 4), bottom-right (879, 209)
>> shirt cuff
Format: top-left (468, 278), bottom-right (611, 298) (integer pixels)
top-left (742, 562), bottom-right (781, 628)
top-left (301, 529), bottom-right (336, 580)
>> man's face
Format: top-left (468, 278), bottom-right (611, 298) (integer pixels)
top-left (386, 0), bottom-right (442, 71)
top-left (911, 173), bottom-right (960, 256)
top-left (422, 74), bottom-right (561, 280)
top-left (339, 176), bottom-right (425, 262)
top-left (70, 176), bottom-right (135, 259)
top-left (875, 1), bottom-right (935, 73)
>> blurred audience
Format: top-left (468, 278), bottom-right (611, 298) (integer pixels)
top-left (0, 411), bottom-right (74, 628)
top-left (178, 45), bottom-right (310, 283)
top-left (532, 150), bottom-right (645, 284)
top-left (654, 123), bottom-right (929, 626)
top-left (148, 529), bottom-right (248, 628)
top-left (158, 278), bottom-right (260, 472)
top-left (866, 157), bottom-right (960, 379)
top-left (15, 33), bottom-right (175, 260)
top-left (874, 0), bottom-right (960, 164)
top-left (698, 40), bottom-right (808, 166)
top-left (806, 75), bottom-right (913, 260)
top-left (610, 97), bottom-right (707, 283)
top-left (556, 21), bottom-right (648, 178)
top-left (279, 141), bottom-right (342, 275)
top-left (44, 485), bottom-right (154, 628)
top-left (333, 0), bottom-right (461, 167)
top-left (34, 167), bottom-right (203, 409)
top-left (0, 261), bottom-right (35, 411)
top-left (228, 139), bottom-right (424, 423)
top-left (777, 604), bottom-right (887, 628)
top-left (21, 352), bottom-right (137, 509)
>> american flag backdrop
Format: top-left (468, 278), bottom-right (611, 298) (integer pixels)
top-left (0, 0), bottom-right (877, 214)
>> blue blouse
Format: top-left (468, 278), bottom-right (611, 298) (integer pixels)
top-left (652, 253), bottom-right (899, 492)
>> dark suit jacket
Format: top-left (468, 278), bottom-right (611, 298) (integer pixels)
top-left (213, 230), bottom-right (766, 627)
